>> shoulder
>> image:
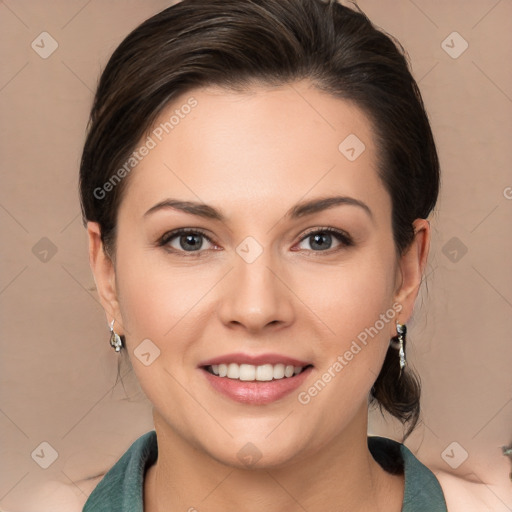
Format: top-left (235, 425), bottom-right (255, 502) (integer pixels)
top-left (432, 469), bottom-right (512, 512)
top-left (9, 476), bottom-right (104, 512)
top-left (370, 435), bottom-right (447, 510)
top-left (7, 432), bottom-right (155, 512)
top-left (82, 430), bottom-right (158, 510)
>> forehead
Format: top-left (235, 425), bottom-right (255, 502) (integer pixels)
top-left (119, 81), bottom-right (390, 223)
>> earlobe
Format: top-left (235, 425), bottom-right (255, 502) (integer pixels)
top-left (393, 218), bottom-right (431, 323)
top-left (87, 222), bottom-right (124, 333)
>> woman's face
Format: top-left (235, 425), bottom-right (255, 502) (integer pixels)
top-left (90, 80), bottom-right (427, 468)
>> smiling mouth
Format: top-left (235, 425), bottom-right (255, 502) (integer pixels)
top-left (203, 363), bottom-right (314, 381)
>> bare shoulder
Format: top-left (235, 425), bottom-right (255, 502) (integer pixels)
top-left (7, 476), bottom-right (104, 512)
top-left (432, 469), bottom-right (512, 512)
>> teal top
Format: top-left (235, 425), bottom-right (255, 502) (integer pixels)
top-left (83, 430), bottom-right (447, 511)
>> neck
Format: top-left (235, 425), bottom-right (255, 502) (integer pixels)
top-left (144, 404), bottom-right (404, 512)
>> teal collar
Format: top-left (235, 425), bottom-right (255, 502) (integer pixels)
top-left (83, 430), bottom-right (447, 511)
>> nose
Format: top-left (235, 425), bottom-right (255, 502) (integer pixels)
top-left (216, 246), bottom-right (295, 334)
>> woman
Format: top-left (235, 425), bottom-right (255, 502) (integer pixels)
top-left (80, 0), bottom-right (446, 510)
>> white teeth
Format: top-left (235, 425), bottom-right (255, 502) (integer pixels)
top-left (227, 363), bottom-right (239, 379)
top-left (208, 363), bottom-right (307, 381)
top-left (273, 363), bottom-right (285, 379)
top-left (285, 365), bottom-right (295, 378)
top-left (256, 364), bottom-right (273, 381)
top-left (239, 364), bottom-right (256, 381)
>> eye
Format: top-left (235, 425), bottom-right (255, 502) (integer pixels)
top-left (158, 226), bottom-right (353, 256)
top-left (296, 227), bottom-right (353, 252)
top-left (158, 228), bottom-right (216, 255)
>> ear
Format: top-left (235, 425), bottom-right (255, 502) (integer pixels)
top-left (87, 222), bottom-right (125, 335)
top-left (393, 218), bottom-right (431, 325)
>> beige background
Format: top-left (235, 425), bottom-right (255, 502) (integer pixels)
top-left (1, 0), bottom-right (511, 510)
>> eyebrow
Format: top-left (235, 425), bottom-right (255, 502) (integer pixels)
top-left (144, 195), bottom-right (374, 223)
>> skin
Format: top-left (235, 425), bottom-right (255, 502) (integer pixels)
top-left (88, 79), bottom-right (430, 511)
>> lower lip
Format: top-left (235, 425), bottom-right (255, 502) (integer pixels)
top-left (201, 366), bottom-right (313, 405)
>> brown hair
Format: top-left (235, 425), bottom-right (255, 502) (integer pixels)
top-left (80, 0), bottom-right (439, 441)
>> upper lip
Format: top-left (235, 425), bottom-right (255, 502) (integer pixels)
top-left (198, 352), bottom-right (312, 368)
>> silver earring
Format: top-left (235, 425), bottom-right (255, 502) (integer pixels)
top-left (109, 320), bottom-right (123, 352)
top-left (502, 445), bottom-right (512, 481)
top-left (390, 322), bottom-right (407, 376)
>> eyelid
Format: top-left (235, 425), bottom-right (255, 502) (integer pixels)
top-left (298, 226), bottom-right (353, 245)
top-left (158, 227), bottom-right (216, 251)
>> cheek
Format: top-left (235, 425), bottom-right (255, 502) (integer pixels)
top-left (307, 245), bottom-right (398, 341)
top-left (115, 254), bottom-right (213, 350)
top-left (113, 250), bottom-right (213, 415)
top-left (298, 246), bottom-right (399, 395)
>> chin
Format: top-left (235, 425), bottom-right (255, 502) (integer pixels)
top-left (210, 444), bottom-right (300, 471)
top-left (195, 428), bottom-right (314, 471)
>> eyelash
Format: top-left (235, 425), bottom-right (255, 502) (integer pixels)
top-left (157, 227), bottom-right (354, 257)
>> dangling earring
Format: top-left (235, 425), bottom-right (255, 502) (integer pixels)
top-left (109, 319), bottom-right (123, 352)
top-left (390, 322), bottom-right (407, 376)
